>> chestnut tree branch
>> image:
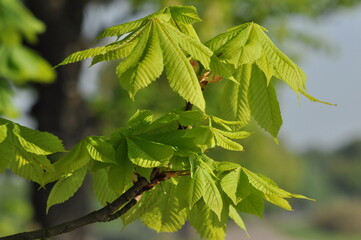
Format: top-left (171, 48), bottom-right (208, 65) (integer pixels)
top-left (0, 177), bottom-right (150, 240)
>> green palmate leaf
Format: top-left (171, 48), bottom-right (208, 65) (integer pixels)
top-left (160, 21), bottom-right (212, 69)
top-left (0, 118), bottom-right (63, 182)
top-left (46, 165), bottom-right (87, 212)
top-left (92, 168), bottom-right (120, 206)
top-left (0, 123), bottom-right (11, 172)
top-left (91, 39), bottom-right (138, 65)
top-left (178, 110), bottom-right (204, 126)
top-left (236, 188), bottom-right (265, 218)
top-left (108, 139), bottom-right (134, 193)
top-left (6, 119), bottom-right (65, 155)
top-left (249, 65), bottom-right (282, 138)
top-left (55, 46), bottom-right (108, 67)
top-left (51, 140), bottom-right (91, 176)
top-left (229, 205), bottom-right (249, 237)
top-left (142, 130), bottom-right (199, 156)
top-left (216, 161), bottom-right (240, 173)
top-left (126, 136), bottom-right (173, 168)
top-left (177, 169), bottom-right (205, 208)
top-left (221, 64), bottom-right (252, 124)
top-left (141, 181), bottom-right (187, 232)
top-left (256, 55), bottom-right (274, 85)
top-left (189, 199), bottom-right (227, 240)
top-left (220, 167), bottom-right (251, 205)
top-left (117, 22), bottom-right (163, 99)
top-left (116, 23), bottom-right (163, 98)
top-left (214, 129), bottom-right (251, 139)
top-left (205, 24), bottom-right (249, 53)
top-left (216, 23), bottom-right (262, 67)
top-left (242, 168), bottom-right (291, 198)
top-left (155, 21), bottom-right (205, 111)
top-left (167, 6), bottom-right (202, 40)
top-left (169, 155), bottom-right (190, 170)
top-left (8, 148), bottom-right (51, 184)
top-left (108, 163), bottom-right (133, 193)
top-left (265, 194), bottom-right (293, 211)
top-left (134, 165), bottom-right (153, 181)
top-left (212, 128), bottom-right (244, 151)
top-left (210, 115), bottom-right (246, 131)
top-left (168, 5), bottom-right (202, 24)
top-left (96, 15), bottom-right (148, 40)
top-left (127, 109), bottom-right (153, 129)
top-left (254, 23), bottom-right (307, 93)
top-left (183, 126), bottom-right (215, 151)
top-left (85, 136), bottom-right (116, 164)
top-left (243, 169), bottom-right (312, 201)
top-left (200, 166), bottom-right (223, 220)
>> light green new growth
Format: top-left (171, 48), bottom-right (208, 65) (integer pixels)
top-left (0, 5), bottom-right (331, 240)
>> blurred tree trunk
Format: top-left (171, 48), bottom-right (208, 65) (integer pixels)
top-left (27, 1), bottom-right (97, 239)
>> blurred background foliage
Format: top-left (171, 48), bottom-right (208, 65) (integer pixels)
top-left (0, 0), bottom-right (55, 117)
top-left (1, 0), bottom-right (361, 239)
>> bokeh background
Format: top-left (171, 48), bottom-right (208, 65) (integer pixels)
top-left (1, 0), bottom-right (361, 239)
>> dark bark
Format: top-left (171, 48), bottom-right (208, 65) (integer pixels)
top-left (26, 1), bottom-right (95, 239)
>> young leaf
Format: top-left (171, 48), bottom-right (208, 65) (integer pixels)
top-left (127, 109), bottom-right (153, 129)
top-left (8, 148), bottom-right (50, 184)
top-left (265, 194), bottom-right (293, 211)
top-left (92, 168), bottom-right (120, 206)
top-left (117, 22), bottom-right (164, 99)
top-left (155, 21), bottom-right (205, 111)
top-left (168, 5), bottom-right (202, 24)
top-left (52, 140), bottom-right (91, 176)
top-left (142, 130), bottom-right (199, 156)
top-left (212, 128), bottom-right (244, 151)
top-left (199, 166), bottom-right (223, 220)
top-left (242, 168), bottom-right (291, 198)
top-left (160, 20), bottom-right (212, 69)
top-left (0, 119), bottom-right (62, 182)
top-left (183, 126), bottom-right (215, 151)
top-left (91, 39), bottom-right (138, 65)
top-left (216, 23), bottom-right (262, 67)
top-left (177, 169), bottom-right (205, 208)
top-left (220, 64), bottom-right (251, 124)
top-left (254, 24), bottom-right (307, 93)
top-left (189, 199), bottom-right (227, 240)
top-left (126, 136), bottom-right (173, 168)
top-left (178, 110), bottom-right (204, 126)
top-left (108, 139), bottom-right (134, 193)
top-left (86, 136), bottom-right (116, 164)
top-left (0, 123), bottom-right (11, 172)
top-left (236, 188), bottom-right (265, 218)
top-left (141, 181), bottom-right (187, 232)
top-left (46, 165), bottom-right (87, 212)
top-left (248, 65), bottom-right (282, 138)
top-left (96, 16), bottom-right (148, 40)
top-left (55, 47), bottom-right (108, 67)
top-left (220, 167), bottom-right (251, 205)
top-left (11, 121), bottom-right (65, 155)
top-left (229, 205), bottom-right (249, 237)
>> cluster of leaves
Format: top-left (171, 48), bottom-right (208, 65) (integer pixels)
top-left (0, 5), bottom-right (326, 240)
top-left (0, 0), bottom-right (55, 117)
top-left (0, 109), bottom-right (310, 239)
top-left (56, 6), bottom-right (330, 138)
